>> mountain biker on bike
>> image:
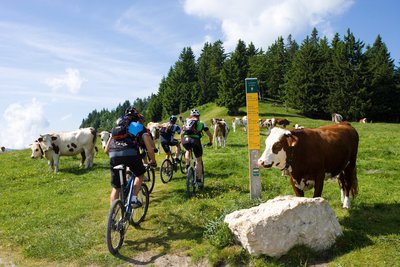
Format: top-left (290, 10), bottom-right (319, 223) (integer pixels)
top-left (105, 106), bottom-right (157, 207)
top-left (180, 109), bottom-right (212, 186)
top-left (160, 115), bottom-right (182, 162)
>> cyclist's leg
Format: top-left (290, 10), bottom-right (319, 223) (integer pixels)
top-left (161, 142), bottom-right (172, 160)
top-left (110, 188), bottom-right (121, 206)
top-left (127, 156), bottom-right (146, 201)
top-left (182, 139), bottom-right (192, 169)
top-left (109, 157), bottom-right (125, 206)
top-left (192, 139), bottom-right (203, 179)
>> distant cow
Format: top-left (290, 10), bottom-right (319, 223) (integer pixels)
top-left (99, 131), bottom-right (111, 150)
top-left (332, 113), bottom-right (343, 123)
top-left (213, 119), bottom-right (229, 148)
top-left (146, 122), bottom-right (160, 154)
top-left (232, 116), bottom-right (247, 132)
top-left (258, 122), bottom-right (359, 209)
top-left (37, 127), bottom-right (97, 173)
top-left (359, 118), bottom-right (368, 123)
top-left (263, 118), bottom-right (290, 135)
top-left (0, 146), bottom-right (5, 152)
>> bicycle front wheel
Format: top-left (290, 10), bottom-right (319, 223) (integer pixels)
top-left (106, 199), bottom-right (126, 255)
top-left (186, 166), bottom-right (196, 198)
top-left (131, 183), bottom-right (149, 226)
top-left (160, 159), bottom-right (173, 183)
top-left (144, 167), bottom-right (155, 194)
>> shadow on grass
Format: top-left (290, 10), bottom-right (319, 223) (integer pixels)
top-left (278, 202), bottom-right (400, 266)
top-left (114, 213), bottom-right (204, 265)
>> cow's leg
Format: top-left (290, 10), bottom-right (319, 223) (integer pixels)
top-left (53, 154), bottom-right (60, 173)
top-left (290, 176), bottom-right (304, 197)
top-left (313, 174), bottom-right (325, 198)
top-left (340, 163), bottom-right (357, 209)
top-left (48, 160), bottom-right (54, 172)
top-left (80, 151), bottom-right (87, 168)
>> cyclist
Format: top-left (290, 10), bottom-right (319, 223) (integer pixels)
top-left (105, 106), bottom-right (157, 207)
top-left (160, 115), bottom-right (182, 162)
top-left (180, 109), bottom-right (212, 187)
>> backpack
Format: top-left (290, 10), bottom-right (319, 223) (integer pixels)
top-left (160, 123), bottom-right (174, 137)
top-left (183, 117), bottom-right (203, 136)
top-left (111, 116), bottom-right (133, 140)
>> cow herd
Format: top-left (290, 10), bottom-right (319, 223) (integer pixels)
top-left (27, 112), bottom-right (364, 209)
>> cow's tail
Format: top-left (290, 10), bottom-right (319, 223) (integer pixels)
top-left (90, 127), bottom-right (98, 154)
top-left (350, 167), bottom-right (358, 198)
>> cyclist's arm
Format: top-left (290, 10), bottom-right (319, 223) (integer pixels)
top-left (104, 134), bottom-right (112, 155)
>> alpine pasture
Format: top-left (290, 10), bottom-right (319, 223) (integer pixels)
top-left (0, 102), bottom-right (399, 266)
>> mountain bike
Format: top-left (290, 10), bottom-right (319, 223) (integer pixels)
top-left (160, 149), bottom-right (186, 183)
top-left (106, 164), bottom-right (150, 255)
top-left (185, 143), bottom-right (211, 197)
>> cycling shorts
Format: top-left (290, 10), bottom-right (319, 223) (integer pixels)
top-left (181, 136), bottom-right (202, 158)
top-left (109, 155), bottom-right (146, 188)
top-left (161, 139), bottom-right (179, 154)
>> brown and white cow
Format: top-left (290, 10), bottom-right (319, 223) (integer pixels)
top-left (146, 122), bottom-right (160, 154)
top-left (258, 122), bottom-right (359, 209)
top-left (232, 116), bottom-right (247, 132)
top-left (37, 127), bottom-right (97, 173)
top-left (213, 119), bottom-right (229, 148)
top-left (99, 131), bottom-right (111, 150)
top-left (358, 118), bottom-right (368, 123)
top-left (332, 113), bottom-right (343, 123)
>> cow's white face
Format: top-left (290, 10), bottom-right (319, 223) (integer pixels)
top-left (100, 131), bottom-right (111, 149)
top-left (258, 127), bottom-right (291, 169)
top-left (38, 134), bottom-right (56, 152)
top-left (30, 142), bottom-right (43, 159)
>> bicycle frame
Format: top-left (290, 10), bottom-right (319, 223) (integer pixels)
top-left (116, 166), bottom-right (134, 218)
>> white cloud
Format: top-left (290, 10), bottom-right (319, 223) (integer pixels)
top-left (183, 0), bottom-right (354, 51)
top-left (44, 68), bottom-right (86, 94)
top-left (0, 98), bottom-right (49, 149)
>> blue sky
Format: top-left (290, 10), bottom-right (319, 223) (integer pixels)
top-left (0, 0), bottom-right (399, 149)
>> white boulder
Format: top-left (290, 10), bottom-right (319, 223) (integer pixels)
top-left (224, 195), bottom-right (342, 257)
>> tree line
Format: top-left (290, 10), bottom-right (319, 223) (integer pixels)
top-left (81, 27), bottom-right (400, 130)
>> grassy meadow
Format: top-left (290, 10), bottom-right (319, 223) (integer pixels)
top-left (0, 101), bottom-right (399, 266)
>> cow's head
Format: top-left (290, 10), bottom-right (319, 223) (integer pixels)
top-left (258, 127), bottom-right (298, 169)
top-left (99, 131), bottom-right (111, 150)
top-left (30, 141), bottom-right (44, 159)
top-left (38, 134), bottom-right (58, 152)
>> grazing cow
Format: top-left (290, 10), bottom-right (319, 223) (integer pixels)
top-left (332, 113), bottom-right (343, 123)
top-left (264, 118), bottom-right (290, 135)
top-left (258, 122), bottom-right (359, 209)
top-left (99, 131), bottom-right (111, 150)
top-left (37, 127), bottom-right (97, 173)
top-left (275, 118), bottom-right (290, 127)
top-left (359, 118), bottom-right (368, 123)
top-left (294, 124), bottom-right (304, 129)
top-left (232, 116), bottom-right (248, 132)
top-left (213, 119), bottom-right (229, 148)
top-left (0, 146), bottom-right (5, 152)
top-left (146, 122), bottom-right (160, 154)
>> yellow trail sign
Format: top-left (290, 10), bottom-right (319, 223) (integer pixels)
top-left (245, 78), bottom-right (261, 199)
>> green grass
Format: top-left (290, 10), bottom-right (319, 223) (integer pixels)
top-left (1, 101), bottom-right (399, 266)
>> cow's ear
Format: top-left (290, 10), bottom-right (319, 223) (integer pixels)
top-left (285, 133), bottom-right (298, 147)
top-left (38, 137), bottom-right (43, 142)
top-left (51, 136), bottom-right (58, 141)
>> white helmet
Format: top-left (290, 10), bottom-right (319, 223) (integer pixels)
top-left (190, 109), bottom-right (200, 116)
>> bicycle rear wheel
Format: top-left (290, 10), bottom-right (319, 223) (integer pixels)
top-left (179, 151), bottom-right (186, 174)
top-left (186, 166), bottom-right (196, 198)
top-left (131, 183), bottom-right (149, 226)
top-left (106, 199), bottom-right (126, 255)
top-left (144, 167), bottom-right (155, 194)
top-left (160, 158), bottom-right (173, 183)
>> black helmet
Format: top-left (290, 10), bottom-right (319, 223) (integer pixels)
top-left (124, 106), bottom-right (140, 121)
top-left (169, 115), bottom-right (177, 123)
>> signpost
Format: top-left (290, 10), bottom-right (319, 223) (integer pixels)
top-left (245, 78), bottom-right (261, 199)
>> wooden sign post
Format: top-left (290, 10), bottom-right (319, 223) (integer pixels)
top-left (245, 78), bottom-right (261, 199)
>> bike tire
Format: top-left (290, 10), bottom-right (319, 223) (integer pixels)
top-left (160, 159), bottom-right (173, 183)
top-left (179, 151), bottom-right (186, 174)
top-left (106, 199), bottom-right (126, 255)
top-left (186, 166), bottom-right (196, 198)
top-left (144, 167), bottom-right (155, 194)
top-left (131, 183), bottom-right (149, 226)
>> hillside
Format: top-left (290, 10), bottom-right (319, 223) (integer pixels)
top-left (1, 102), bottom-right (400, 266)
